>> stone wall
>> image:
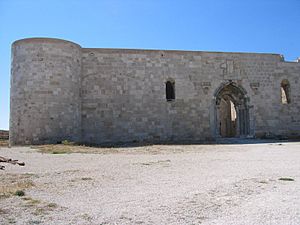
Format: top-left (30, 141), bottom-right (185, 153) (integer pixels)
top-left (10, 38), bottom-right (300, 145)
top-left (0, 130), bottom-right (9, 140)
top-left (81, 48), bottom-right (300, 143)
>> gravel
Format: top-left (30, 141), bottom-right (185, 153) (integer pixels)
top-left (0, 141), bottom-right (300, 224)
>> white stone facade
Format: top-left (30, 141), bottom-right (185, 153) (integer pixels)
top-left (10, 38), bottom-right (300, 145)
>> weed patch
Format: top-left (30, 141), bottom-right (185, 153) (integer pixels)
top-left (279, 177), bottom-right (294, 181)
top-left (14, 190), bottom-right (25, 196)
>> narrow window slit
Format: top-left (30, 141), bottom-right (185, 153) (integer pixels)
top-left (166, 81), bottom-right (175, 101)
top-left (281, 79), bottom-right (291, 104)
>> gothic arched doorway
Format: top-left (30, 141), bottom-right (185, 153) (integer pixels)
top-left (213, 82), bottom-right (251, 138)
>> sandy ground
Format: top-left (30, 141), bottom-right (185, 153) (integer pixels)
top-left (0, 141), bottom-right (300, 225)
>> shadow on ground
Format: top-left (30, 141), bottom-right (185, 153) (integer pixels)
top-left (64, 137), bottom-right (300, 149)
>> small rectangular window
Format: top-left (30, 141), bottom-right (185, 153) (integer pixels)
top-left (166, 81), bottom-right (175, 101)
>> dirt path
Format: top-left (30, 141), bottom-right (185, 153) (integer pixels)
top-left (0, 142), bottom-right (300, 224)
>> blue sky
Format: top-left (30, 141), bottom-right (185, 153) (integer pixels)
top-left (0, 0), bottom-right (299, 130)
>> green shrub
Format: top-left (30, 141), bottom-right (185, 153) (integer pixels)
top-left (14, 190), bottom-right (25, 196)
top-left (81, 177), bottom-right (93, 181)
top-left (47, 203), bottom-right (58, 208)
top-left (62, 140), bottom-right (70, 145)
top-left (52, 151), bottom-right (67, 154)
top-left (279, 177), bottom-right (294, 181)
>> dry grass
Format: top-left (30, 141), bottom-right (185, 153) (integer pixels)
top-left (31, 143), bottom-right (188, 155)
top-left (23, 197), bottom-right (42, 207)
top-left (0, 174), bottom-right (34, 198)
top-left (20, 197), bottom-right (60, 216)
top-left (47, 203), bottom-right (58, 208)
top-left (32, 202), bottom-right (59, 216)
top-left (0, 208), bottom-right (9, 215)
top-left (32, 144), bottom-right (121, 154)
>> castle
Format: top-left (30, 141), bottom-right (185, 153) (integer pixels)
top-left (10, 38), bottom-right (300, 145)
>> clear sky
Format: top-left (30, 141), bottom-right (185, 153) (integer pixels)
top-left (0, 0), bottom-right (299, 130)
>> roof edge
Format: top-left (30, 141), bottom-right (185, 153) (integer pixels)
top-left (12, 37), bottom-right (81, 48)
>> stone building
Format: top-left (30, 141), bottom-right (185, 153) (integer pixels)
top-left (10, 37), bottom-right (300, 145)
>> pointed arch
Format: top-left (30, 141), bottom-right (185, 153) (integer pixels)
top-left (212, 82), bottom-right (253, 138)
top-left (281, 79), bottom-right (291, 104)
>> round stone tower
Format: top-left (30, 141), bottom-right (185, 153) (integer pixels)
top-left (10, 38), bottom-right (82, 145)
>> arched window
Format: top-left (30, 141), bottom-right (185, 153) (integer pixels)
top-left (281, 79), bottom-right (291, 104)
top-left (166, 80), bottom-right (175, 101)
